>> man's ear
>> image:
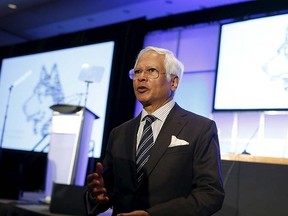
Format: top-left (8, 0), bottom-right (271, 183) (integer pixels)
top-left (171, 76), bottom-right (179, 91)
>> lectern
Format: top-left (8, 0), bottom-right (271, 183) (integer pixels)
top-left (44, 104), bottom-right (98, 200)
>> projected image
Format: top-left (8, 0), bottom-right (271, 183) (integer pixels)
top-left (22, 64), bottom-right (65, 152)
top-left (262, 26), bottom-right (288, 92)
top-left (214, 13), bottom-right (288, 111)
top-left (0, 41), bottom-right (115, 157)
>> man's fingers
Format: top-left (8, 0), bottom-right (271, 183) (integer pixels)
top-left (97, 194), bottom-right (110, 204)
top-left (92, 186), bottom-right (106, 195)
top-left (89, 188), bottom-right (109, 204)
top-left (96, 162), bottom-right (103, 176)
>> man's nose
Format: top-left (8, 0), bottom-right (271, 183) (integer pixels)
top-left (137, 71), bottom-right (148, 80)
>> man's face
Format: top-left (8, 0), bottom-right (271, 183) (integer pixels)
top-left (133, 50), bottom-right (178, 111)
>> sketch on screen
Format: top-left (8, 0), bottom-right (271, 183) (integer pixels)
top-left (22, 64), bottom-right (64, 151)
top-left (22, 63), bottom-right (83, 151)
top-left (262, 26), bottom-right (288, 92)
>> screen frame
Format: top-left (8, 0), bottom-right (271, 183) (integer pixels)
top-left (0, 41), bottom-right (115, 158)
top-left (213, 12), bottom-right (288, 112)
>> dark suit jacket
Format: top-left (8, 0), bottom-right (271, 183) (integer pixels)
top-left (90, 103), bottom-right (224, 216)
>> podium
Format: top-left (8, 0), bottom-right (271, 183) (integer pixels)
top-left (44, 104), bottom-right (98, 200)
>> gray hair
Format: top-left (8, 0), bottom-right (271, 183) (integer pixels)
top-left (134, 46), bottom-right (184, 82)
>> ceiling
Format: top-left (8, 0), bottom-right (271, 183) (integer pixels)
top-left (0, 0), bottom-right (250, 47)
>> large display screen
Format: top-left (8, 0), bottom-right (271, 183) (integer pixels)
top-left (213, 13), bottom-right (288, 111)
top-left (0, 41), bottom-right (115, 158)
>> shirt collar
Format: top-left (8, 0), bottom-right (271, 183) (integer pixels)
top-left (141, 100), bottom-right (175, 122)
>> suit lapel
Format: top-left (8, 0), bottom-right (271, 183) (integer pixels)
top-left (129, 115), bottom-right (141, 187)
top-left (130, 115), bottom-right (142, 161)
top-left (143, 104), bottom-right (188, 180)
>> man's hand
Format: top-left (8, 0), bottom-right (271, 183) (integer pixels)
top-left (117, 210), bottom-right (150, 216)
top-left (86, 162), bottom-right (109, 204)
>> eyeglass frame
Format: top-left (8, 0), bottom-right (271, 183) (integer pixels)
top-left (128, 67), bottom-right (166, 80)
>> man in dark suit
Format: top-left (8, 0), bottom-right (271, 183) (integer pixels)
top-left (85, 46), bottom-right (224, 216)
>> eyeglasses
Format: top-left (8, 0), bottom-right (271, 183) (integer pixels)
top-left (129, 67), bottom-right (166, 80)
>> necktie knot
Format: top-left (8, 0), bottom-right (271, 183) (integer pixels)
top-left (143, 115), bottom-right (156, 125)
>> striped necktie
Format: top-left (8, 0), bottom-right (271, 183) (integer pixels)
top-left (136, 115), bottom-right (156, 184)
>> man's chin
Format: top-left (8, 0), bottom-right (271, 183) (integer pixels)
top-left (136, 95), bottom-right (149, 104)
top-left (140, 101), bottom-right (151, 107)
